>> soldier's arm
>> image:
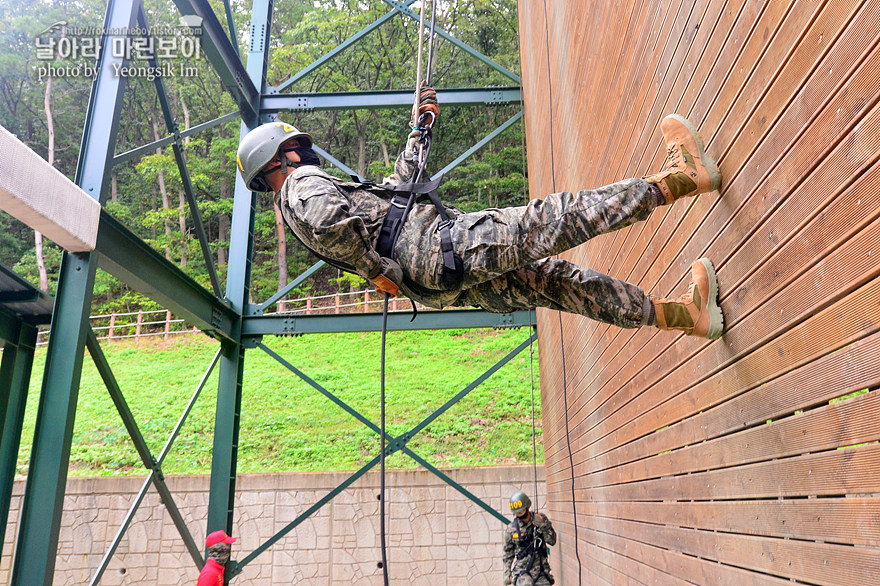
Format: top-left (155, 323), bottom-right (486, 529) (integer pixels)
top-left (538, 513), bottom-right (557, 546)
top-left (384, 130), bottom-right (421, 185)
top-left (291, 180), bottom-right (381, 280)
top-left (502, 526), bottom-right (515, 568)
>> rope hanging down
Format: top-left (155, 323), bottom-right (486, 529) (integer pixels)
top-left (541, 0), bottom-right (582, 581)
top-left (379, 2), bottom-right (437, 584)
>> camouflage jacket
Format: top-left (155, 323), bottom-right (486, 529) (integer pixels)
top-left (275, 132), bottom-right (464, 307)
top-left (502, 512), bottom-right (556, 582)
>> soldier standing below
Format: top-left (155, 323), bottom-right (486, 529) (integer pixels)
top-left (503, 491), bottom-right (556, 585)
top-left (236, 87), bottom-right (725, 340)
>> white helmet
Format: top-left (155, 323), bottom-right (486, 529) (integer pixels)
top-left (236, 121), bottom-right (313, 191)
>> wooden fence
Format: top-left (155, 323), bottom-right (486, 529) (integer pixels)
top-left (36, 289), bottom-right (434, 345)
top-left (518, 0), bottom-right (880, 584)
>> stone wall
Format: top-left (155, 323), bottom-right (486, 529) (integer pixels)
top-left (1, 465), bottom-right (547, 585)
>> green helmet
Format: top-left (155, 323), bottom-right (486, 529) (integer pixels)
top-left (236, 121), bottom-right (313, 192)
top-left (509, 491), bottom-right (531, 516)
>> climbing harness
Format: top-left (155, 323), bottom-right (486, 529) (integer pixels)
top-left (512, 516), bottom-right (555, 585)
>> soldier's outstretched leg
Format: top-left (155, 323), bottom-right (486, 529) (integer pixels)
top-left (458, 258), bottom-right (652, 329)
top-left (457, 256), bottom-right (725, 339)
top-left (440, 114), bottom-right (721, 291)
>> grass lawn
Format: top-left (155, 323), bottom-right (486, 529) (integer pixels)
top-left (18, 327), bottom-right (542, 476)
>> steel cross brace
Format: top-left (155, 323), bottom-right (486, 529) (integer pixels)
top-left (379, 0), bottom-right (521, 84)
top-left (229, 333), bottom-right (535, 575)
top-left (113, 112), bottom-right (240, 165)
top-left (87, 342), bottom-right (223, 585)
top-left (270, 0), bottom-right (519, 95)
top-left (85, 331), bottom-right (205, 571)
top-left (272, 0), bottom-right (419, 95)
top-left (136, 6), bottom-right (222, 297)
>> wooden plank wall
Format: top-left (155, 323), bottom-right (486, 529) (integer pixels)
top-left (516, 0), bottom-right (880, 584)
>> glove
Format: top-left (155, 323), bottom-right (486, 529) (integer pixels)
top-left (370, 257), bottom-right (403, 297)
top-left (416, 83), bottom-right (439, 128)
top-left (532, 512), bottom-right (547, 529)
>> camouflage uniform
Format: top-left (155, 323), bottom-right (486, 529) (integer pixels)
top-left (275, 135), bottom-right (657, 328)
top-left (503, 512), bottom-right (556, 585)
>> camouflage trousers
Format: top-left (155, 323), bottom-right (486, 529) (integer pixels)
top-left (509, 554), bottom-right (554, 586)
top-left (396, 177), bottom-right (658, 329)
top-left (515, 573), bottom-right (553, 586)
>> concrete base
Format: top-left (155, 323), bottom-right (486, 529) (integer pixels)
top-left (1, 465), bottom-right (548, 585)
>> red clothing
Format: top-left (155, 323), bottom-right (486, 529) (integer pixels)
top-left (196, 559), bottom-right (225, 586)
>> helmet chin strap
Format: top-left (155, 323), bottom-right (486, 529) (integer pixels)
top-left (279, 152), bottom-right (288, 174)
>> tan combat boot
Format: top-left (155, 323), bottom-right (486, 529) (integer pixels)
top-left (653, 258), bottom-right (724, 339)
top-left (645, 114), bottom-right (722, 204)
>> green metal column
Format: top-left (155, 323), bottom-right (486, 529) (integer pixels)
top-left (10, 0), bottom-right (136, 581)
top-left (11, 253), bottom-right (99, 586)
top-left (0, 322), bottom-right (37, 556)
top-left (206, 0), bottom-right (273, 539)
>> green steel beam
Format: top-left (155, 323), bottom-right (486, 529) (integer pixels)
top-left (207, 0), bottom-right (274, 543)
top-left (272, 0), bottom-right (418, 94)
top-left (0, 324), bottom-right (37, 557)
top-left (96, 211), bottom-right (236, 343)
top-left (90, 475), bottom-right (160, 586)
top-left (11, 0), bottom-right (137, 579)
top-left (401, 448), bottom-right (509, 524)
top-left (0, 290), bottom-right (41, 303)
top-left (158, 348), bottom-right (222, 463)
top-left (393, 333), bottom-right (536, 447)
top-left (208, 341), bottom-right (245, 536)
top-left (311, 145), bottom-right (360, 180)
top-left (138, 6), bottom-right (221, 297)
top-left (242, 309), bottom-right (536, 336)
top-left (85, 331), bottom-right (153, 468)
top-left (257, 342), bottom-right (377, 430)
top-left (380, 0), bottom-right (521, 83)
top-left (113, 112), bottom-right (240, 165)
top-left (261, 87), bottom-right (521, 113)
top-left (12, 254), bottom-right (98, 586)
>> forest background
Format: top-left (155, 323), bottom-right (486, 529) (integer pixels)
top-left (0, 0), bottom-right (526, 312)
top-left (0, 0), bottom-right (541, 475)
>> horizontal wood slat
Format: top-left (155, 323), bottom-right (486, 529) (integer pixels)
top-left (577, 497), bottom-right (880, 547)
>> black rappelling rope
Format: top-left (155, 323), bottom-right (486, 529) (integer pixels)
top-left (377, 2), bottom-right (438, 584)
top-left (541, 0), bottom-right (583, 582)
top-left (379, 295), bottom-right (390, 586)
top-left (520, 96), bottom-right (541, 508)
